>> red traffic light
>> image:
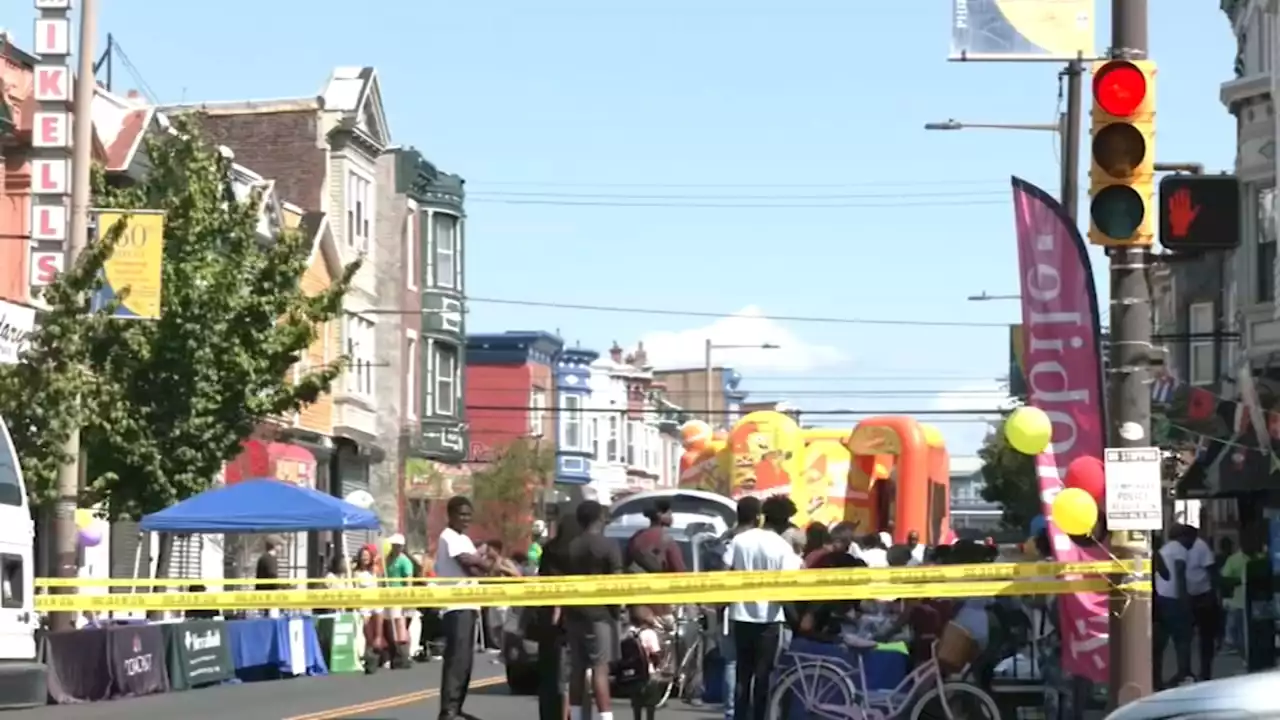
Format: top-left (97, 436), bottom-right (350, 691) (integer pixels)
top-left (1093, 61), bottom-right (1147, 117)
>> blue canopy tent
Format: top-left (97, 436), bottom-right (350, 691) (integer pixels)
top-left (140, 478), bottom-right (380, 533)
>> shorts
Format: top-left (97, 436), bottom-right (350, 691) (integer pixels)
top-left (387, 607), bottom-right (403, 620)
top-left (566, 618), bottom-right (620, 668)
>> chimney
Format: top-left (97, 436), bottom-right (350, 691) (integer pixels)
top-left (609, 341), bottom-right (623, 363)
top-left (127, 89), bottom-right (141, 99)
top-left (632, 341), bottom-right (648, 368)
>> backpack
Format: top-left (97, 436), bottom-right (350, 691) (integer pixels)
top-left (610, 632), bottom-right (651, 695)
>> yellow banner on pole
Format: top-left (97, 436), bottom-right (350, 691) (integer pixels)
top-left (92, 209), bottom-right (165, 320)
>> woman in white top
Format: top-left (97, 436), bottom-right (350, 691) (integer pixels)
top-left (352, 545), bottom-right (385, 673)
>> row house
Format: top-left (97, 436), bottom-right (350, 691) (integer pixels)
top-left (168, 67), bottom-right (413, 558)
top-left (463, 331), bottom-right (563, 535)
top-left (554, 348), bottom-right (598, 493)
top-left (652, 364), bottom-right (749, 430)
top-left (388, 148), bottom-right (469, 543)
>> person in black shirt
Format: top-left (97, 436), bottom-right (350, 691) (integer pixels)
top-left (565, 500), bottom-right (623, 720)
top-left (536, 504), bottom-right (581, 720)
top-left (256, 535), bottom-right (283, 617)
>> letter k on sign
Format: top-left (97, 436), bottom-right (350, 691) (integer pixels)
top-left (1167, 189), bottom-right (1200, 239)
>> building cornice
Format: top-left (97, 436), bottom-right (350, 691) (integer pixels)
top-left (396, 147), bottom-right (465, 212)
top-left (467, 331), bottom-right (564, 366)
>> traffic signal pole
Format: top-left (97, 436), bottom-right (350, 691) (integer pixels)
top-left (1106, 0), bottom-right (1154, 709)
top-left (1062, 59), bottom-right (1083, 222)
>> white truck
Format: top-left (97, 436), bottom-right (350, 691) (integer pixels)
top-left (0, 416), bottom-right (47, 708)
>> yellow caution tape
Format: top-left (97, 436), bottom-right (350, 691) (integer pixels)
top-left (35, 576), bottom-right (1153, 612)
top-left (34, 559), bottom-right (1150, 589)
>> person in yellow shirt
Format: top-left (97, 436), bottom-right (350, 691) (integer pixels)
top-left (1219, 529), bottom-right (1265, 654)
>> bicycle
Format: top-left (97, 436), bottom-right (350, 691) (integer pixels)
top-left (766, 642), bottom-right (1000, 720)
top-left (652, 610), bottom-right (704, 708)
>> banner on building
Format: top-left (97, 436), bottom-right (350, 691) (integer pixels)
top-left (91, 209), bottom-right (166, 320)
top-left (950, 0), bottom-right (1095, 61)
top-left (0, 299), bottom-right (35, 365)
top-left (1012, 176), bottom-right (1109, 683)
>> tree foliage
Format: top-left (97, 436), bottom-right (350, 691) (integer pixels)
top-left (0, 235), bottom-right (120, 507)
top-left (977, 421), bottom-right (1041, 532)
top-left (469, 440), bottom-right (555, 551)
top-left (0, 115), bottom-right (358, 520)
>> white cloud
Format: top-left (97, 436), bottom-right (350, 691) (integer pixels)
top-left (926, 383), bottom-right (1009, 456)
top-left (639, 306), bottom-right (844, 372)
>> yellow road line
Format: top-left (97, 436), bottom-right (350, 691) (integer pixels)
top-left (282, 676), bottom-right (506, 720)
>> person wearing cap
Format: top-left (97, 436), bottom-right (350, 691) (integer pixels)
top-left (385, 533), bottom-right (415, 669)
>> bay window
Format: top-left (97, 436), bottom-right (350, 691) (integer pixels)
top-left (433, 344), bottom-right (458, 415)
top-left (433, 213), bottom-right (459, 290)
top-left (345, 170), bottom-right (373, 255)
top-left (562, 395), bottom-right (584, 450)
top-left (342, 314), bottom-right (375, 397)
top-left (607, 416), bottom-right (620, 462)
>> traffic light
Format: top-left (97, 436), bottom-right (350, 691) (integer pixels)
top-left (1158, 175), bottom-right (1241, 251)
top-left (1088, 60), bottom-right (1157, 247)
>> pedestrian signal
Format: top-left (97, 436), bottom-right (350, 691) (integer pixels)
top-left (1158, 175), bottom-right (1241, 252)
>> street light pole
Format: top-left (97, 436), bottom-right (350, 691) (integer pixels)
top-left (703, 342), bottom-right (780, 428)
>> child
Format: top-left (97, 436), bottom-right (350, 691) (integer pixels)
top-left (624, 606), bottom-right (665, 720)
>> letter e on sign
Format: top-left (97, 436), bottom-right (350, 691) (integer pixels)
top-left (31, 113), bottom-right (68, 148)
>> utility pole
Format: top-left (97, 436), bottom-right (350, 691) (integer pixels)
top-left (51, 0), bottom-right (98, 632)
top-left (703, 338), bottom-right (714, 428)
top-left (1106, 0), bottom-right (1154, 708)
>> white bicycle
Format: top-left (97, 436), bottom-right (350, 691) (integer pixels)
top-left (766, 643), bottom-right (1000, 720)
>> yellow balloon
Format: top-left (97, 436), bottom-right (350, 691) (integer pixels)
top-left (1005, 406), bottom-right (1053, 455)
top-left (381, 538), bottom-right (393, 557)
top-left (1051, 487), bottom-right (1098, 536)
top-left (74, 509), bottom-right (94, 530)
top-left (920, 423), bottom-right (944, 448)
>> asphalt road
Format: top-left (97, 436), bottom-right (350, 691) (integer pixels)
top-left (7, 652), bottom-right (511, 720)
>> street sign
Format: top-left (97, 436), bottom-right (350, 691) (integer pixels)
top-left (1158, 175), bottom-right (1240, 251)
top-left (1104, 447), bottom-right (1163, 531)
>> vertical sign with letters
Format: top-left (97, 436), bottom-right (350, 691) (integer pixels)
top-left (29, 0), bottom-right (73, 295)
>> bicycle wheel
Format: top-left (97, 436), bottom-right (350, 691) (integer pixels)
top-left (766, 664), bottom-right (860, 720)
top-left (677, 639), bottom-right (703, 704)
top-left (909, 682), bottom-right (1000, 720)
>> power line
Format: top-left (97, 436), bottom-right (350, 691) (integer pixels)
top-left (465, 405), bottom-right (1002, 416)
top-left (466, 197), bottom-right (1009, 209)
top-left (469, 388), bottom-right (1008, 398)
top-left (467, 189), bottom-right (1007, 201)
top-left (467, 179), bottom-right (1012, 189)
top-left (466, 297), bottom-right (1011, 328)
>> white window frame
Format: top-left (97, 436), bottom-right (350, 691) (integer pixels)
top-left (591, 418), bottom-right (601, 460)
top-left (607, 415), bottom-right (620, 462)
top-left (405, 210), bottom-right (418, 290)
top-left (1188, 302), bottom-right (1215, 386)
top-left (434, 212), bottom-right (458, 290)
top-left (405, 332), bottom-right (418, 420)
top-left (433, 343), bottom-right (458, 416)
top-left (529, 389), bottom-right (547, 437)
top-left (625, 420), bottom-right (637, 467)
top-left (562, 395), bottom-right (584, 450)
top-left (343, 313), bottom-right (375, 398)
top-left (345, 168), bottom-right (374, 256)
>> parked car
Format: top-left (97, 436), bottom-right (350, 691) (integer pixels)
top-left (1105, 671), bottom-right (1280, 720)
top-left (502, 489), bottom-right (735, 694)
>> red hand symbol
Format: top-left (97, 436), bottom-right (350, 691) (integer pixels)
top-left (1167, 188), bottom-right (1201, 238)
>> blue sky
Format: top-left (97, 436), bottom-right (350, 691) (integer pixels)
top-left (3, 1), bottom-right (1237, 453)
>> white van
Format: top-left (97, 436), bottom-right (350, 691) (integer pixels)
top-left (0, 416), bottom-right (47, 708)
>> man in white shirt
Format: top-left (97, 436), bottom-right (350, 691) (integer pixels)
top-left (907, 530), bottom-right (926, 566)
top-left (434, 496), bottom-right (493, 720)
top-left (724, 496), bottom-right (802, 720)
top-left (1153, 524), bottom-right (1216, 686)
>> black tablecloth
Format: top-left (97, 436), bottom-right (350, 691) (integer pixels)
top-left (43, 624), bottom-right (168, 704)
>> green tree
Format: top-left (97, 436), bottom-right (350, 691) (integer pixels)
top-left (977, 421), bottom-right (1041, 531)
top-left (469, 440), bottom-right (555, 552)
top-left (0, 237), bottom-right (120, 508)
top-left (68, 116), bottom-right (357, 539)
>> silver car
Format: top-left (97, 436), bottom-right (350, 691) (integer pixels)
top-left (1105, 671), bottom-right (1280, 720)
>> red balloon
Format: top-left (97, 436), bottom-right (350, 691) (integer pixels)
top-left (1065, 456), bottom-right (1106, 503)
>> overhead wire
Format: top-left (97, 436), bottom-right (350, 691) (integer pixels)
top-left (464, 405), bottom-right (1003, 416)
top-left (467, 178), bottom-right (1014, 189)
